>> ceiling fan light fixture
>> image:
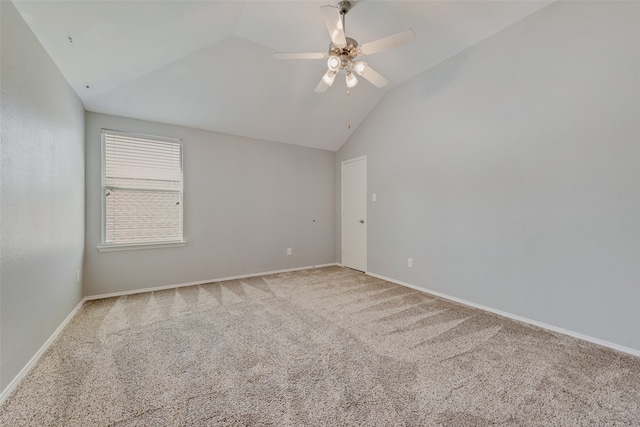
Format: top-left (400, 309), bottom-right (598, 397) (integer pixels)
top-left (322, 69), bottom-right (337, 86)
top-left (327, 55), bottom-right (341, 71)
top-left (345, 71), bottom-right (358, 88)
top-left (352, 60), bottom-right (367, 74)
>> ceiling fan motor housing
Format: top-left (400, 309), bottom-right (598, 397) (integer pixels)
top-left (329, 37), bottom-right (359, 65)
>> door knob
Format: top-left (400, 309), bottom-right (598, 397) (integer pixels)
top-left (359, 219), bottom-right (365, 224)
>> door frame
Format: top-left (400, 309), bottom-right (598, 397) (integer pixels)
top-left (341, 155), bottom-right (367, 272)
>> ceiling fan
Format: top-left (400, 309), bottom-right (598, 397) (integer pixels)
top-left (274, 1), bottom-right (416, 93)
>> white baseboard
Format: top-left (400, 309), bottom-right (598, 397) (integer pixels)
top-left (367, 272), bottom-right (640, 359)
top-left (0, 298), bottom-right (86, 406)
top-left (85, 263), bottom-right (339, 300)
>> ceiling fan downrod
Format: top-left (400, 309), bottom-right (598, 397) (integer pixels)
top-left (337, 0), bottom-right (351, 35)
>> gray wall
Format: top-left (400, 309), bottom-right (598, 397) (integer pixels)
top-left (84, 112), bottom-right (336, 296)
top-left (337, 1), bottom-right (640, 351)
top-left (0, 1), bottom-right (85, 391)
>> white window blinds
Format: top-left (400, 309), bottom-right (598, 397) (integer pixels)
top-left (102, 130), bottom-right (183, 246)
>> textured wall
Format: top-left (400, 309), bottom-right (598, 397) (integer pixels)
top-left (337, 1), bottom-right (640, 351)
top-left (0, 1), bottom-right (85, 391)
top-left (84, 112), bottom-right (336, 296)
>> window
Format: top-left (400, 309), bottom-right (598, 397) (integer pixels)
top-left (99, 129), bottom-right (184, 251)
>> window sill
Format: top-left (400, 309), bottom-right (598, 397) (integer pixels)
top-left (97, 241), bottom-right (187, 252)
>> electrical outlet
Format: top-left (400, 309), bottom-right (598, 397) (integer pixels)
top-left (408, 258), bottom-right (413, 268)
top-left (287, 248), bottom-right (292, 256)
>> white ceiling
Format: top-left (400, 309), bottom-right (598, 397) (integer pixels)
top-left (13, 0), bottom-right (552, 151)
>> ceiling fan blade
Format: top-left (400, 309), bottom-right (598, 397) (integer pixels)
top-left (321, 5), bottom-right (347, 49)
top-left (273, 52), bottom-right (326, 60)
top-left (315, 68), bottom-right (337, 93)
top-left (353, 62), bottom-right (388, 88)
top-left (359, 29), bottom-right (416, 56)
top-left (314, 79), bottom-right (330, 93)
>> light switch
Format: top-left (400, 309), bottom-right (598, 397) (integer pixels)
top-left (372, 193), bottom-right (377, 202)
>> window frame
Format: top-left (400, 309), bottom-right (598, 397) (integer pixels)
top-left (97, 129), bottom-right (186, 252)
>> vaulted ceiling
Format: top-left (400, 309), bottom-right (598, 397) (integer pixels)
top-left (13, 1), bottom-right (552, 151)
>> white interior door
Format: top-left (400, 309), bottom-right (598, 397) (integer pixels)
top-left (342, 156), bottom-right (367, 272)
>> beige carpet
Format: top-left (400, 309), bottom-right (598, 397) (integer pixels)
top-left (2, 266), bottom-right (640, 426)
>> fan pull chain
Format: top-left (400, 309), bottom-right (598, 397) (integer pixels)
top-left (346, 89), bottom-right (351, 129)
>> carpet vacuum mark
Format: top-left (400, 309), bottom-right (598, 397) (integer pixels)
top-left (1, 266), bottom-right (640, 425)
